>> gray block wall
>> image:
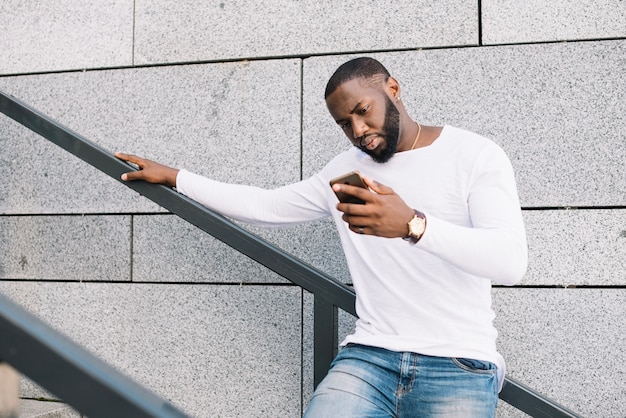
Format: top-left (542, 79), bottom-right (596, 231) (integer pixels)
top-left (1, 1), bottom-right (624, 417)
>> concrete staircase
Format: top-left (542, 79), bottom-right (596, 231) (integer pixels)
top-left (18, 400), bottom-right (79, 418)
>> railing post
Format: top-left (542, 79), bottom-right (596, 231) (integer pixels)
top-left (0, 361), bottom-right (19, 418)
top-left (313, 297), bottom-right (338, 388)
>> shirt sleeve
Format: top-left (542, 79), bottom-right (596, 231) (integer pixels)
top-left (418, 144), bottom-right (528, 285)
top-left (175, 169), bottom-right (331, 227)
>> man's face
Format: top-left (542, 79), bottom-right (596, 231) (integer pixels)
top-left (326, 78), bottom-right (400, 163)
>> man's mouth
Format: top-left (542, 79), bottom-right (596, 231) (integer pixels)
top-left (361, 134), bottom-right (382, 150)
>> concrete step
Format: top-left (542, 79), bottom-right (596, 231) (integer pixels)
top-left (18, 399), bottom-right (80, 418)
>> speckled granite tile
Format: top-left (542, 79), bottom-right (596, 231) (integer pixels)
top-left (133, 215), bottom-right (349, 285)
top-left (0, 59), bottom-right (301, 214)
top-left (132, 214), bottom-right (284, 283)
top-left (303, 40), bottom-right (626, 207)
top-left (494, 288), bottom-right (626, 418)
top-left (1, 282), bottom-right (302, 418)
top-left (522, 209), bottom-right (626, 286)
top-left (0, 215), bottom-right (130, 281)
top-left (134, 0), bottom-right (477, 65)
top-left (482, 0), bottom-right (626, 44)
top-left (0, 0), bottom-right (133, 75)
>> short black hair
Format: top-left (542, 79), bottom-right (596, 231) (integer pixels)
top-left (324, 57), bottom-right (391, 99)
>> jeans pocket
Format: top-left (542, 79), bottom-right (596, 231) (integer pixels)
top-left (452, 357), bottom-right (496, 374)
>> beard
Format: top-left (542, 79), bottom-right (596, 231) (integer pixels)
top-left (359, 95), bottom-right (400, 164)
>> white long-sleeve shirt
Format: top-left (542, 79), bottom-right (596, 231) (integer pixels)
top-left (176, 126), bottom-right (528, 390)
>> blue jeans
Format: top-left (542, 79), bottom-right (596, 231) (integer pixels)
top-left (304, 344), bottom-right (498, 418)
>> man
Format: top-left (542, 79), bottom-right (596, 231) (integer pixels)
top-left (116, 57), bottom-right (527, 417)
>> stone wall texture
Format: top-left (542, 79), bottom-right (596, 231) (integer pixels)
top-left (1, 1), bottom-right (624, 417)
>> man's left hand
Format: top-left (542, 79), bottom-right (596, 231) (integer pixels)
top-left (333, 177), bottom-right (415, 238)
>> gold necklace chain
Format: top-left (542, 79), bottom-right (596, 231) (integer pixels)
top-left (409, 122), bottom-right (422, 150)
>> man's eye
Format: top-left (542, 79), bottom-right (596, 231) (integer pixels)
top-left (339, 121), bottom-right (350, 129)
top-left (359, 106), bottom-right (369, 114)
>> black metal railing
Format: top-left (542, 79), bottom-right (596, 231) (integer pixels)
top-left (0, 292), bottom-right (189, 418)
top-left (0, 90), bottom-right (583, 417)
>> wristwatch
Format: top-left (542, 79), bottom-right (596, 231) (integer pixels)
top-left (403, 210), bottom-right (427, 244)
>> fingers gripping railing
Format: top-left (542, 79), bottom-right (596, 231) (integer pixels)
top-left (0, 90), bottom-right (582, 417)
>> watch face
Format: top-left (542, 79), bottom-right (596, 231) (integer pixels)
top-left (409, 216), bottom-right (425, 237)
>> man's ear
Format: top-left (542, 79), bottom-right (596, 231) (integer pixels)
top-left (386, 76), bottom-right (401, 101)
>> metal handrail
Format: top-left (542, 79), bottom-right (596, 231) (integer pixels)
top-left (0, 90), bottom-right (582, 417)
top-left (0, 91), bottom-right (355, 316)
top-left (0, 293), bottom-right (189, 418)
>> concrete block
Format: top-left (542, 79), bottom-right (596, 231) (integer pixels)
top-left (0, 0), bottom-right (133, 75)
top-left (134, 1), bottom-right (477, 65)
top-left (0, 59), bottom-right (301, 214)
top-left (493, 288), bottom-right (626, 418)
top-left (523, 209), bottom-right (626, 286)
top-left (302, 41), bottom-right (626, 207)
top-left (0, 215), bottom-right (130, 281)
top-left (133, 215), bottom-right (349, 284)
top-left (0, 282), bottom-right (302, 417)
top-left (482, 0), bottom-right (626, 44)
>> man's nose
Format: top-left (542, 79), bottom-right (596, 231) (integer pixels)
top-left (352, 119), bottom-right (367, 139)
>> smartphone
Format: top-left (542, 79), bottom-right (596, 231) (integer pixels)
top-left (329, 171), bottom-right (368, 204)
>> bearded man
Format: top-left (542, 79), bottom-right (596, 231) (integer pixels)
top-left (116, 57), bottom-right (527, 417)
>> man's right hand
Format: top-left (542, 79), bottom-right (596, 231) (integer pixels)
top-left (114, 152), bottom-right (179, 188)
